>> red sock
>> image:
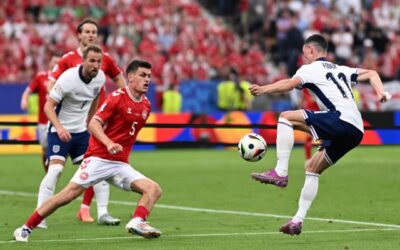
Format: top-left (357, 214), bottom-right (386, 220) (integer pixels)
top-left (82, 187), bottom-right (95, 207)
top-left (25, 210), bottom-right (44, 230)
top-left (132, 205), bottom-right (149, 221)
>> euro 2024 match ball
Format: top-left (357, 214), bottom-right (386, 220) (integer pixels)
top-left (238, 133), bottom-right (267, 162)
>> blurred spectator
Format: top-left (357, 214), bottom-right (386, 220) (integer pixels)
top-left (0, 0), bottom-right (399, 112)
top-left (162, 84), bottom-right (182, 113)
top-left (217, 68), bottom-right (253, 111)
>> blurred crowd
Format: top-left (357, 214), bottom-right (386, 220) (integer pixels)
top-left (0, 0), bottom-right (399, 111)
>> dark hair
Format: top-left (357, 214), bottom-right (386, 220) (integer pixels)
top-left (304, 34), bottom-right (328, 52)
top-left (126, 60), bottom-right (152, 75)
top-left (82, 44), bottom-right (103, 59)
top-left (76, 18), bottom-right (99, 33)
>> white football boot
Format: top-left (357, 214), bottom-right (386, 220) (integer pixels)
top-left (125, 218), bottom-right (161, 239)
top-left (13, 226), bottom-right (31, 242)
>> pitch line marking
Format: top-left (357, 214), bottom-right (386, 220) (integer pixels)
top-left (0, 228), bottom-right (399, 244)
top-left (1, 189), bottom-right (399, 229)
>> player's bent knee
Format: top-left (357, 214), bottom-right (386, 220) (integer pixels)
top-left (151, 183), bottom-right (162, 199)
top-left (279, 111), bottom-right (291, 120)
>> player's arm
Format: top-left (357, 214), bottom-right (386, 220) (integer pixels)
top-left (249, 77), bottom-right (302, 96)
top-left (20, 87), bottom-right (32, 110)
top-left (87, 95), bottom-right (100, 125)
top-left (88, 118), bottom-right (123, 154)
top-left (356, 69), bottom-right (391, 103)
top-left (113, 73), bottom-right (126, 89)
top-left (46, 78), bottom-right (56, 92)
top-left (44, 97), bottom-right (71, 142)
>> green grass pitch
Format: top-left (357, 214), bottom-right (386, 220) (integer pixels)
top-left (0, 146), bottom-right (399, 249)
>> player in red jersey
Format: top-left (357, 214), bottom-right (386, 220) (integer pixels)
top-left (14, 60), bottom-right (162, 242)
top-left (20, 56), bottom-right (60, 172)
top-left (47, 18), bottom-right (125, 225)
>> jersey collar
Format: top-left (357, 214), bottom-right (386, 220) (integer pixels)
top-left (315, 57), bottom-right (328, 61)
top-left (79, 65), bottom-right (93, 84)
top-left (126, 86), bottom-right (143, 102)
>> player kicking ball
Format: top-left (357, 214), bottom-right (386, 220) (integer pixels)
top-left (249, 34), bottom-right (391, 236)
top-left (14, 60), bottom-right (162, 242)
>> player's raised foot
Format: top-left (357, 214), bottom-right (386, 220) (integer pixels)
top-left (98, 213), bottom-right (121, 226)
top-left (279, 220), bottom-right (302, 235)
top-left (36, 219), bottom-right (48, 229)
top-left (76, 207), bottom-right (94, 223)
top-left (13, 226), bottom-right (31, 242)
top-left (251, 169), bottom-right (288, 187)
top-left (126, 219), bottom-right (161, 239)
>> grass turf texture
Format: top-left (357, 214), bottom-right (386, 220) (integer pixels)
top-left (0, 146), bottom-right (399, 249)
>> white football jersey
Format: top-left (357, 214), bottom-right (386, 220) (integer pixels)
top-left (48, 66), bottom-right (106, 133)
top-left (294, 59), bottom-right (363, 132)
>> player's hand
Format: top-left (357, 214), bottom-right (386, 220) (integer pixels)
top-left (57, 127), bottom-right (72, 143)
top-left (107, 143), bottom-right (123, 155)
top-left (20, 100), bottom-right (28, 110)
top-left (379, 92), bottom-right (392, 103)
top-left (249, 84), bottom-right (264, 96)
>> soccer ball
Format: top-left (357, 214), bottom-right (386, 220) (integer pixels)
top-left (238, 133), bottom-right (267, 162)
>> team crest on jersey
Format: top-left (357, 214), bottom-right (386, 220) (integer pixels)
top-left (142, 111), bottom-right (148, 119)
top-left (127, 108), bottom-right (132, 114)
top-left (52, 145), bottom-right (60, 153)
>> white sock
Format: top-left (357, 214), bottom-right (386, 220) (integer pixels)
top-left (274, 117), bottom-right (294, 177)
top-left (37, 164), bottom-right (63, 208)
top-left (94, 181), bottom-right (110, 218)
top-left (293, 171), bottom-right (320, 223)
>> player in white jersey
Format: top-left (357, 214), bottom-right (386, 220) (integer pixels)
top-left (35, 45), bottom-right (106, 228)
top-left (249, 34), bottom-right (391, 235)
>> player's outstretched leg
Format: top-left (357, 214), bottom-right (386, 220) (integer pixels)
top-left (125, 179), bottom-right (162, 239)
top-left (251, 169), bottom-right (288, 187)
top-left (251, 117), bottom-right (293, 187)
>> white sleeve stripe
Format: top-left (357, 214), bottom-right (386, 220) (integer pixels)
top-left (48, 95), bottom-right (61, 103)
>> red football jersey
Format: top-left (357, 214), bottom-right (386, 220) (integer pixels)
top-left (28, 71), bottom-right (50, 124)
top-left (85, 87), bottom-right (151, 163)
top-left (49, 48), bottom-right (122, 104)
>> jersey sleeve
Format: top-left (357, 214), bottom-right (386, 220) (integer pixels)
top-left (293, 65), bottom-right (314, 85)
top-left (103, 53), bottom-right (122, 79)
top-left (28, 73), bottom-right (41, 92)
top-left (49, 56), bottom-right (70, 81)
top-left (48, 71), bottom-right (71, 102)
top-left (93, 91), bottom-right (121, 124)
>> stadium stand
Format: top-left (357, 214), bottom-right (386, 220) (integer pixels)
top-left (0, 0), bottom-right (399, 111)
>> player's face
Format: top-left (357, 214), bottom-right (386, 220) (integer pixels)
top-left (128, 67), bottom-right (151, 94)
top-left (78, 23), bottom-right (98, 47)
top-left (82, 51), bottom-right (102, 78)
top-left (302, 44), bottom-right (313, 64)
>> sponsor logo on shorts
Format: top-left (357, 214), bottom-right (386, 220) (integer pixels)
top-left (53, 145), bottom-right (60, 153)
top-left (80, 171), bottom-right (89, 180)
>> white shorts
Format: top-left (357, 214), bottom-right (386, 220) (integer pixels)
top-left (38, 124), bottom-right (48, 149)
top-left (70, 156), bottom-right (147, 191)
